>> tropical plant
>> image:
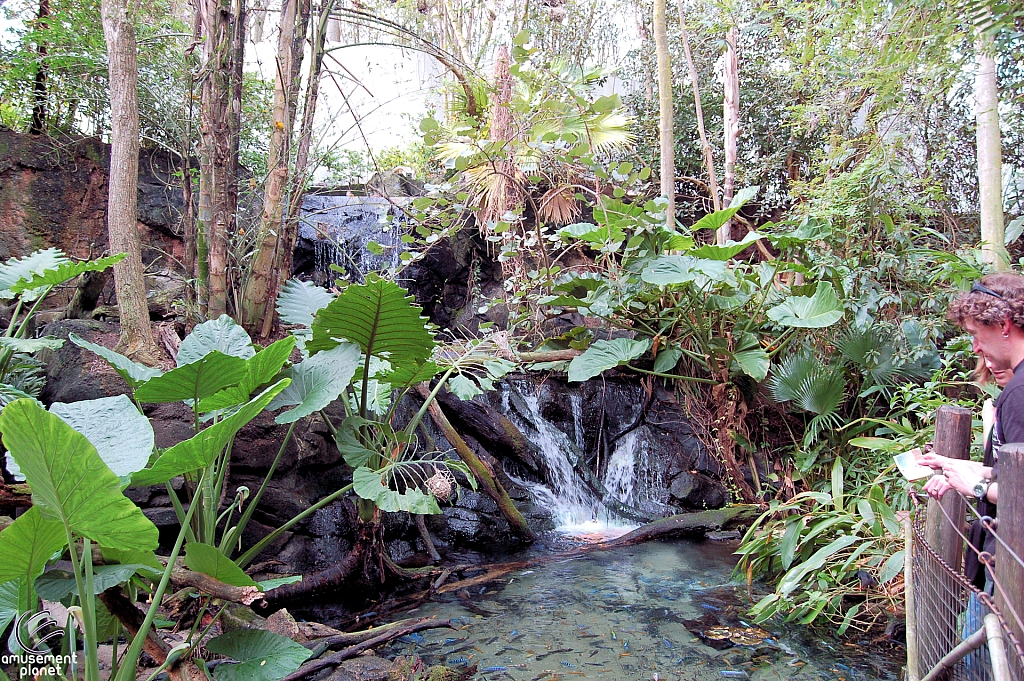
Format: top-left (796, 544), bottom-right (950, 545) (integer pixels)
top-left (735, 460), bottom-right (906, 636)
top-left (0, 248), bottom-right (124, 408)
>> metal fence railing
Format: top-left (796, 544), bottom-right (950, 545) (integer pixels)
top-left (903, 407), bottom-right (1024, 681)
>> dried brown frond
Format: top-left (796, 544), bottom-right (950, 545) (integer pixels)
top-left (537, 185), bottom-right (581, 225)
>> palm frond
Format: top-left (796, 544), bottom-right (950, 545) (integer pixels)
top-left (769, 351), bottom-right (847, 417)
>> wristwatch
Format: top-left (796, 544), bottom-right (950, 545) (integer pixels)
top-left (973, 479), bottom-right (991, 500)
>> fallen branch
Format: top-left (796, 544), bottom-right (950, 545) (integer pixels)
top-left (281, 618), bottom-right (456, 681)
top-left (170, 569), bottom-right (262, 605)
top-left (415, 384), bottom-right (535, 542)
top-left (303, 615), bottom-right (443, 650)
top-left (517, 349), bottom-right (582, 363)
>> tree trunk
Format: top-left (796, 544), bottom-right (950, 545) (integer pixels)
top-left (30, 0), bottom-right (49, 134)
top-left (976, 29), bottom-right (1005, 269)
top-left (678, 3), bottom-right (720, 213)
top-left (653, 0), bottom-right (674, 230)
top-left (101, 0), bottom-right (161, 363)
top-left (199, 0), bottom-right (242, 318)
top-left (239, 0), bottom-right (303, 333)
top-left (721, 25), bottom-right (740, 244)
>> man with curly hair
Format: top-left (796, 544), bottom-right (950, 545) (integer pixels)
top-left (920, 272), bottom-right (1024, 679)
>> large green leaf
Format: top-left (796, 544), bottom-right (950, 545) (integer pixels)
top-left (352, 466), bottom-right (442, 514)
top-left (335, 418), bottom-right (378, 468)
top-left (197, 336), bottom-right (295, 413)
top-left (307, 274), bottom-right (435, 365)
top-left (0, 399), bottom-right (157, 551)
top-left (567, 338), bottom-right (651, 382)
top-left (0, 507), bottom-right (66, 611)
top-left (268, 342), bottom-right (360, 424)
top-left (8, 254), bottom-right (125, 296)
top-left (184, 543), bottom-right (257, 587)
top-left (0, 580), bottom-right (18, 636)
top-left (69, 333), bottom-right (163, 390)
top-left (134, 351), bottom-right (248, 404)
top-left (653, 346), bottom-right (682, 373)
top-left (35, 563), bottom-right (149, 600)
top-left (382, 360), bottom-right (439, 388)
top-left (732, 347), bottom-right (770, 382)
top-left (178, 315), bottom-right (255, 366)
top-left (0, 337), bottom-right (64, 353)
top-left (688, 232), bottom-right (763, 261)
top-left (276, 279), bottom-right (334, 327)
top-left (206, 629), bottom-right (312, 681)
top-left (130, 380), bottom-right (290, 487)
top-left (766, 282), bottom-right (844, 329)
top-left (640, 256), bottom-right (728, 288)
top-left (689, 186), bottom-right (758, 233)
top-left (0, 249), bottom-right (68, 299)
top-left (768, 353), bottom-right (846, 416)
top-left (50, 395), bottom-right (154, 480)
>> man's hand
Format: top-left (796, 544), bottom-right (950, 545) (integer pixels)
top-left (923, 473), bottom-right (953, 499)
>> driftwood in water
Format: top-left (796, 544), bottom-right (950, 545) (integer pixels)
top-left (518, 349), bottom-right (582, 362)
top-left (602, 504), bottom-right (762, 547)
top-left (302, 616), bottom-right (440, 650)
top-left (281, 617), bottom-right (455, 681)
top-left (416, 384), bottom-right (536, 542)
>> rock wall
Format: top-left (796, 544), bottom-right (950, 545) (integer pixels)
top-left (0, 130), bottom-right (184, 264)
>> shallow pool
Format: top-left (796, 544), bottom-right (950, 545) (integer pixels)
top-left (384, 539), bottom-right (902, 680)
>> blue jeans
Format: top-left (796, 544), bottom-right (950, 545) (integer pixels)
top-left (963, 580), bottom-right (994, 681)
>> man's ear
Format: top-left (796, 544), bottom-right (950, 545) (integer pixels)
top-left (1003, 317), bottom-right (1016, 337)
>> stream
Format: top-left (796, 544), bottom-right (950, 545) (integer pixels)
top-left (381, 538), bottom-right (903, 680)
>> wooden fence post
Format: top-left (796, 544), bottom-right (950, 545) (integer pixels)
top-left (994, 443), bottom-right (1024, 654)
top-left (919, 405), bottom-right (972, 672)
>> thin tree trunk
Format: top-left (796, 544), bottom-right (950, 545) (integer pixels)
top-left (653, 0), bottom-right (674, 229)
top-left (678, 3), bottom-right (720, 213)
top-left (721, 25), bottom-right (739, 244)
top-left (199, 0), bottom-right (240, 318)
top-left (239, 0), bottom-right (302, 332)
top-left (30, 0), bottom-right (49, 134)
top-left (976, 28), bottom-right (1005, 269)
top-left (101, 0), bottom-right (160, 362)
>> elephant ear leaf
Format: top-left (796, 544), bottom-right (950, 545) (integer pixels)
top-left (0, 507), bottom-right (66, 612)
top-left (205, 630), bottom-right (311, 681)
top-left (268, 342), bottom-right (360, 424)
top-left (177, 315), bottom-right (255, 366)
top-left (767, 282), bottom-right (844, 329)
top-left (567, 338), bottom-right (651, 382)
top-left (134, 351), bottom-right (248, 404)
top-left (50, 395), bottom-right (154, 481)
top-left (198, 336), bottom-right (296, 412)
top-left (307, 274), bottom-right (436, 365)
top-left (276, 279), bottom-right (334, 327)
top-left (0, 399), bottom-right (158, 552)
top-left (69, 333), bottom-right (163, 390)
top-left (185, 543), bottom-right (257, 587)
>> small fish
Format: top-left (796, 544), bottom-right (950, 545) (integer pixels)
top-left (399, 632), bottom-right (425, 644)
top-left (448, 656), bottom-right (470, 666)
top-left (589, 650), bottom-right (600, 658)
top-left (610, 630), bottom-right (617, 640)
top-left (482, 666), bottom-right (509, 672)
top-left (480, 586), bottom-right (487, 594)
top-left (663, 639), bottom-right (673, 648)
top-left (623, 641), bottom-right (630, 651)
top-left (509, 634), bottom-right (525, 643)
top-left (485, 636), bottom-right (501, 644)
top-left (720, 672), bottom-right (747, 678)
top-left (535, 648), bottom-right (573, 661)
top-left (701, 603), bottom-right (722, 611)
top-left (509, 630), bottom-right (519, 637)
top-left (561, 661), bottom-right (577, 668)
top-left (444, 637), bottom-right (460, 643)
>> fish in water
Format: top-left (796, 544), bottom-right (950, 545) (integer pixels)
top-left (509, 630), bottom-right (518, 637)
top-left (561, 661), bottom-right (577, 668)
top-left (663, 639), bottom-right (672, 648)
top-left (481, 666), bottom-right (509, 672)
top-left (623, 641), bottom-right (630, 651)
top-left (701, 603), bottom-right (722, 611)
top-left (448, 657), bottom-right (470, 666)
top-left (720, 672), bottom-right (747, 678)
top-left (535, 648), bottom-right (573, 661)
top-left (399, 633), bottom-right (425, 644)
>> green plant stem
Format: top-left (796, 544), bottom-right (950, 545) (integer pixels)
top-left (403, 366), bottom-right (455, 439)
top-left (114, 472), bottom-right (204, 681)
top-left (235, 482), bottom-right (354, 569)
top-left (0, 287), bottom-right (50, 378)
top-left (221, 421), bottom-right (297, 555)
top-left (165, 481), bottom-right (197, 545)
top-left (62, 535), bottom-right (100, 681)
top-left (626, 365), bottom-right (715, 384)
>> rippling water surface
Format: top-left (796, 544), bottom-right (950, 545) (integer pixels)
top-left (383, 540), bottom-right (902, 680)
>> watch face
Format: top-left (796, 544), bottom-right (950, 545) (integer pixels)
top-left (974, 481), bottom-right (987, 499)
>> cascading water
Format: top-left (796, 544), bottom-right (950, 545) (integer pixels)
top-left (298, 194), bottom-right (406, 283)
top-left (500, 379), bottom-right (656, 537)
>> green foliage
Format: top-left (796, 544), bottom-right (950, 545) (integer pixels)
top-left (568, 338), bottom-right (651, 382)
top-left (268, 342), bottom-right (361, 424)
top-left (205, 629), bottom-right (312, 681)
top-left (49, 394), bottom-right (155, 480)
top-left (0, 507), bottom-right (66, 611)
top-left (184, 543), bottom-right (257, 587)
top-left (69, 333), bottom-right (162, 389)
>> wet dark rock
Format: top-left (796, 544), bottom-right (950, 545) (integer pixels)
top-left (322, 654), bottom-right (392, 681)
top-left (38, 320), bottom-right (131, 404)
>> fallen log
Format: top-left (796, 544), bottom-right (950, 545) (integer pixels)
top-left (416, 384), bottom-right (536, 542)
top-left (436, 389), bottom-right (541, 472)
top-left (303, 615), bottom-right (443, 650)
top-left (602, 505), bottom-right (763, 547)
top-left (280, 617), bottom-right (456, 681)
top-left (169, 569), bottom-right (262, 605)
top-left (517, 350), bottom-right (582, 363)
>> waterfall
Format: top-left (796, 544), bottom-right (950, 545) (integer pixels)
top-left (500, 380), bottom-right (643, 536)
top-left (298, 194), bottom-right (405, 282)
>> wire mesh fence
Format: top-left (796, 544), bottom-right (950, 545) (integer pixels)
top-left (911, 492), bottom-right (1024, 681)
